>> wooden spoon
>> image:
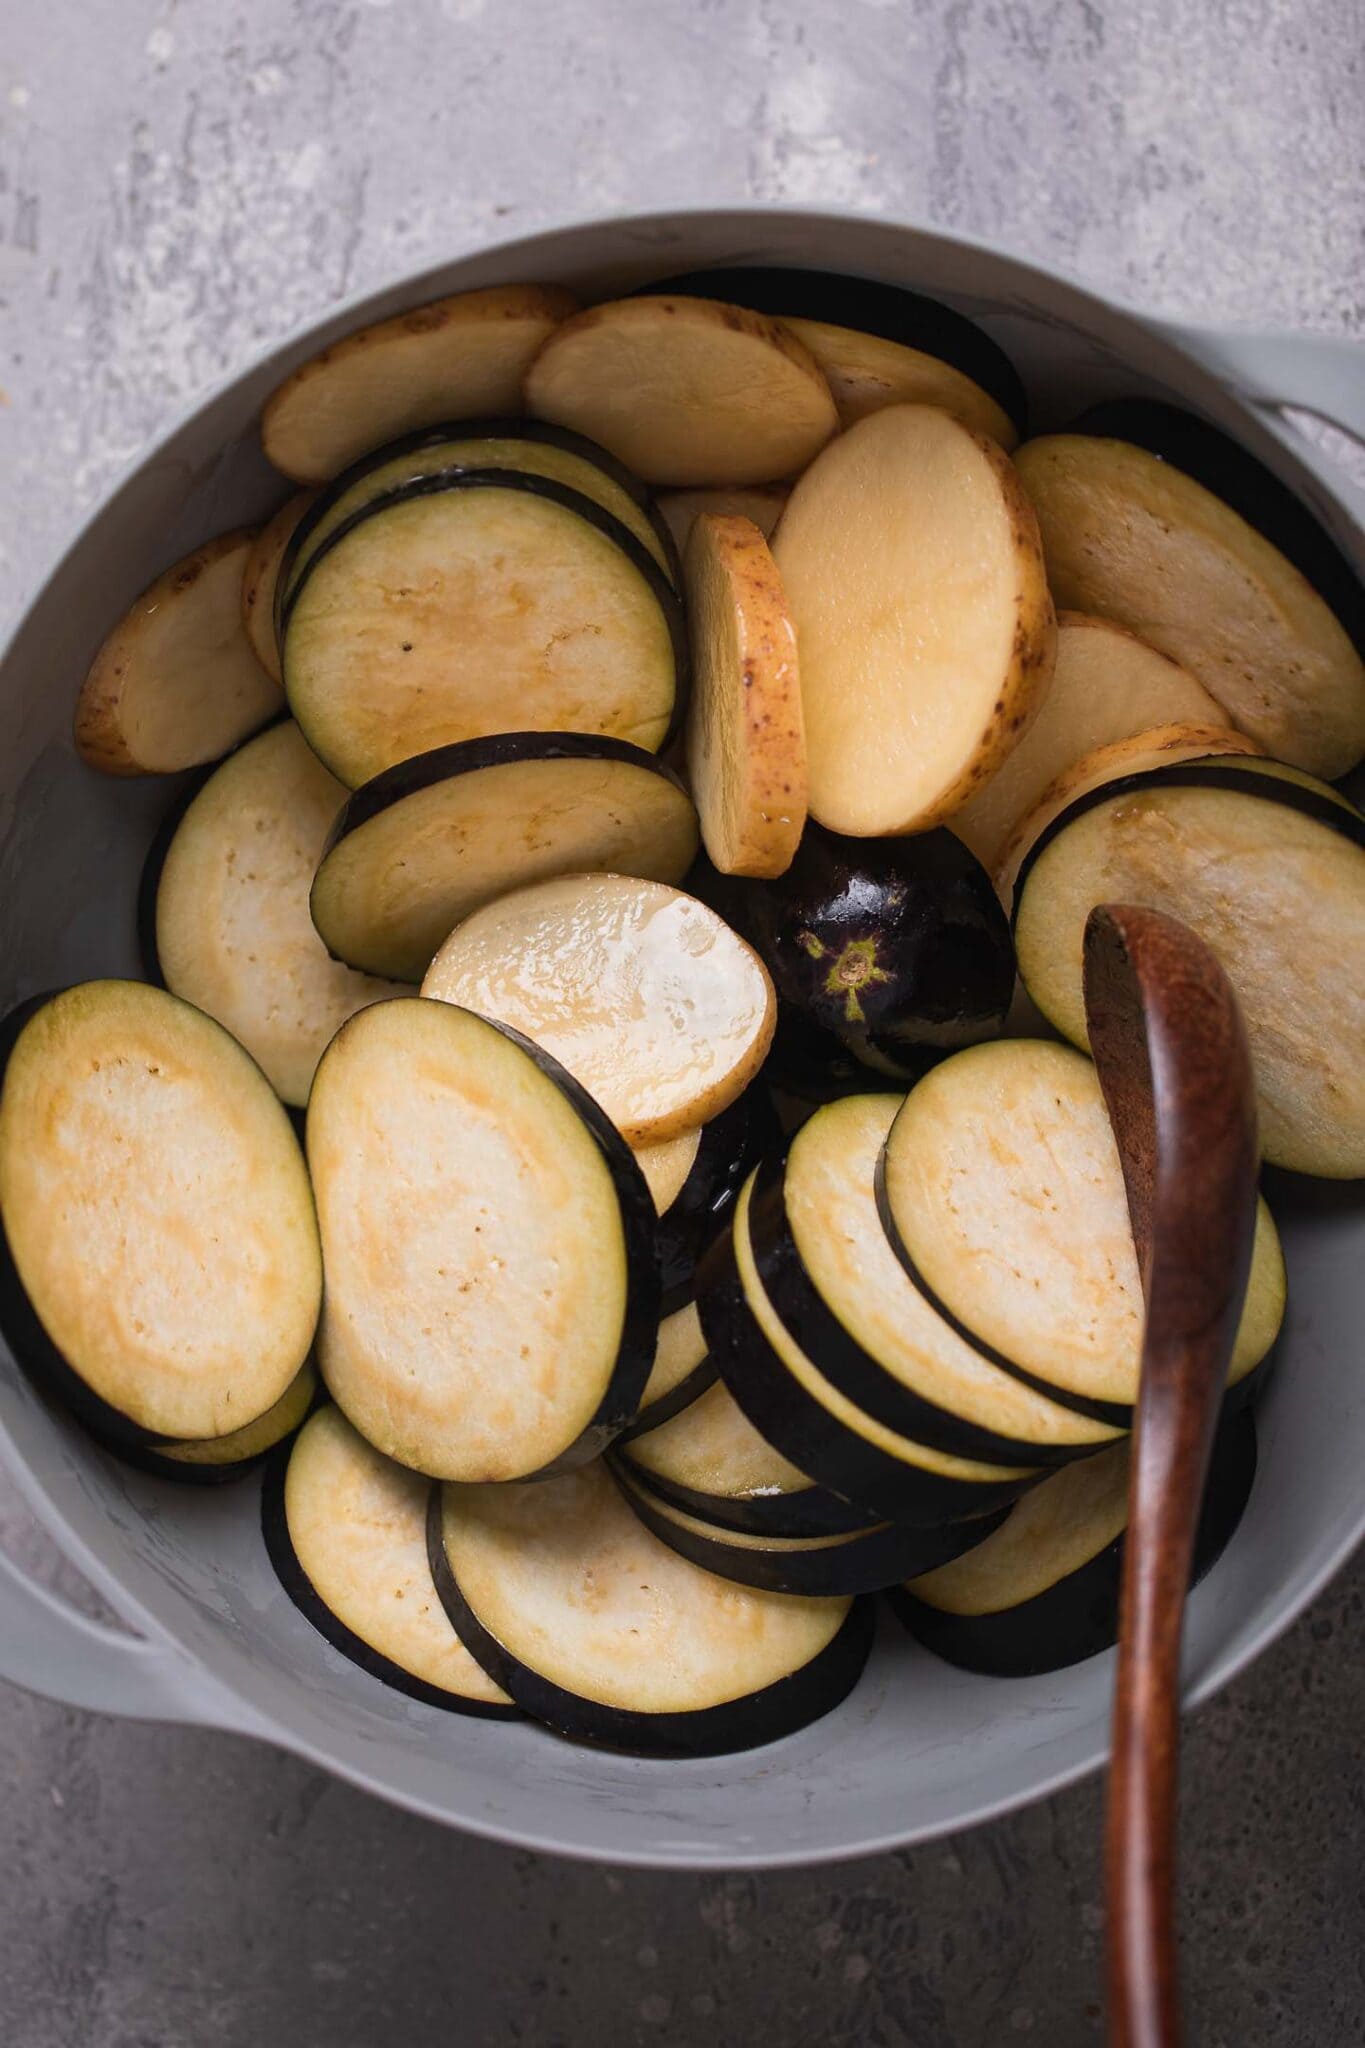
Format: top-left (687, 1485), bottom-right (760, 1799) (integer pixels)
top-left (1082, 903), bottom-right (1259, 2048)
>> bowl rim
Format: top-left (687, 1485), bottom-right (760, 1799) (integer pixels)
top-left (1, 199), bottom-right (1362, 1869)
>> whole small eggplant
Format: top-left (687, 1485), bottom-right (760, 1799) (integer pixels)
top-left (698, 825), bottom-right (1014, 1095)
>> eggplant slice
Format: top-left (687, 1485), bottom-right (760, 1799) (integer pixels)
top-left (113, 1360), bottom-right (317, 1485)
top-left (950, 614), bottom-right (1231, 874)
top-left (241, 493), bottom-right (315, 684)
top-left (0, 983), bottom-right (321, 1446)
top-left (277, 419), bottom-right (676, 608)
top-left (147, 721), bottom-right (406, 1106)
top-left (524, 296), bottom-right (839, 488)
top-left (1012, 760), bottom-right (1365, 1177)
top-left (265, 1405), bottom-right (516, 1715)
top-left (684, 513), bottom-right (806, 880)
top-left (698, 1173), bottom-right (1040, 1528)
top-left (614, 1299), bottom-right (719, 1446)
top-left (282, 470), bottom-right (685, 788)
top-left (307, 999), bottom-right (657, 1482)
top-left (428, 1458), bottom-right (870, 1756)
top-left (1014, 428), bottom-right (1365, 778)
top-left (641, 266), bottom-right (1024, 445)
top-left (773, 405), bottom-right (1056, 836)
top-left (891, 1409), bottom-right (1258, 1677)
top-left (616, 1365), bottom-right (872, 1538)
top-left (261, 282), bottom-right (579, 483)
top-left (994, 725), bottom-right (1262, 905)
top-left (878, 1039), bottom-right (1286, 1419)
top-left (618, 1465), bottom-right (995, 1599)
top-left (310, 734), bottom-right (699, 982)
top-left (650, 1081), bottom-right (779, 1312)
top-left (421, 874), bottom-right (776, 1146)
top-left (752, 1094), bottom-right (1122, 1463)
top-left (75, 531), bottom-right (283, 776)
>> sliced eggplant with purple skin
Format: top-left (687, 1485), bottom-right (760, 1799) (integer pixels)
top-left (889, 1408), bottom-right (1257, 1677)
top-left (615, 1362), bottom-right (875, 1538)
top-left (311, 733), bottom-right (699, 982)
top-left (275, 416), bottom-right (677, 618)
top-left (710, 823), bottom-right (1014, 1089)
top-left (282, 469), bottom-right (688, 788)
top-left (617, 1464), bottom-right (999, 1598)
top-left (747, 1094), bottom-right (1123, 1466)
top-left (0, 983), bottom-right (321, 1451)
top-left (109, 1360), bottom-right (317, 1486)
top-left (427, 1457), bottom-right (872, 1757)
top-left (639, 267), bottom-right (1026, 445)
top-left (651, 1081), bottom-right (780, 1312)
top-left (613, 1299), bottom-right (719, 1447)
top-left (307, 999), bottom-right (658, 1483)
top-left (265, 1405), bottom-right (517, 1717)
top-left (697, 1172), bottom-right (1041, 1528)
top-left (876, 1039), bottom-right (1286, 1424)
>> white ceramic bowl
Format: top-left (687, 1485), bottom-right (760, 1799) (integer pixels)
top-left (2, 207), bottom-right (1362, 1870)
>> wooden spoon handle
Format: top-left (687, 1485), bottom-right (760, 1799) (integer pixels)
top-left (1083, 904), bottom-right (1259, 2048)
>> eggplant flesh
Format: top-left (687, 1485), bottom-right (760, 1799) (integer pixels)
top-left (891, 1410), bottom-right (1257, 1677)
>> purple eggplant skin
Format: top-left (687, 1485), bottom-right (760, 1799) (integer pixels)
top-left (697, 826), bottom-right (1015, 1091)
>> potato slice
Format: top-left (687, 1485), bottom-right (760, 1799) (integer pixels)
top-left (781, 317), bottom-right (1017, 444)
top-left (684, 514), bottom-right (806, 879)
top-left (422, 873), bottom-right (776, 1145)
top-left (773, 405), bottom-right (1056, 837)
top-left (241, 492), bottom-right (315, 684)
top-left (262, 283), bottom-right (578, 483)
top-left (633, 1128), bottom-right (702, 1216)
top-left (657, 485), bottom-right (789, 553)
top-left (524, 297), bottom-right (838, 487)
top-left (75, 531), bottom-right (283, 776)
top-left (1015, 433), bottom-right (1365, 777)
top-left (994, 724), bottom-right (1262, 903)
top-left (951, 614), bottom-right (1227, 872)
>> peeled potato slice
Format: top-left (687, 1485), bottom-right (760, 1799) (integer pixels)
top-left (422, 873), bottom-right (776, 1145)
top-left (524, 296), bottom-right (838, 487)
top-left (684, 514), bottom-right (806, 879)
top-left (773, 406), bottom-right (1056, 837)
top-left (657, 485), bottom-right (789, 553)
top-left (149, 722), bottom-right (405, 1106)
top-left (951, 615), bottom-right (1228, 873)
top-left (261, 283), bottom-right (578, 483)
top-left (75, 531), bottom-right (283, 776)
top-left (241, 492), bottom-right (315, 683)
top-left (994, 725), bottom-right (1262, 903)
top-left (1011, 760), bottom-right (1365, 1176)
top-left (782, 317), bottom-right (1018, 443)
top-left (1015, 433), bottom-right (1365, 777)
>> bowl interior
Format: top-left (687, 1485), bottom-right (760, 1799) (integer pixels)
top-left (2, 208), bottom-right (1362, 1869)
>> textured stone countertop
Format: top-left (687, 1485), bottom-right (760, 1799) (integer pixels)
top-left (1, 3), bottom-right (1363, 2043)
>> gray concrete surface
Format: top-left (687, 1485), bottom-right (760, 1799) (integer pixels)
top-left (2, 2), bottom-right (1363, 2042)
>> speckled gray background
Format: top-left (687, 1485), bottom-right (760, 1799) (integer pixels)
top-left (2, 2), bottom-right (1364, 2043)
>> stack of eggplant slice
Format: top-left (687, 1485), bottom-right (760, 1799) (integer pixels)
top-left (8, 261), bottom-right (1363, 1757)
